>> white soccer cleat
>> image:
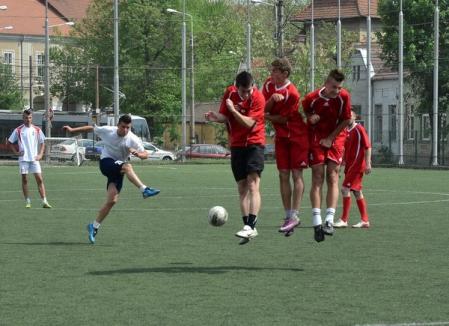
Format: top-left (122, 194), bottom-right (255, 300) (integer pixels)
top-left (235, 225), bottom-right (258, 239)
top-left (352, 221), bottom-right (370, 228)
top-left (334, 219), bottom-right (348, 228)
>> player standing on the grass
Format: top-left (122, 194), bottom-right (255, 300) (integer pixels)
top-left (302, 69), bottom-right (351, 242)
top-left (262, 57), bottom-right (309, 237)
top-left (7, 109), bottom-right (52, 209)
top-left (334, 110), bottom-right (372, 229)
top-left (205, 71), bottom-right (265, 245)
top-left (63, 114), bottom-right (160, 244)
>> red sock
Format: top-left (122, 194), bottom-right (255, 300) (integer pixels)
top-left (341, 196), bottom-right (351, 222)
top-left (356, 198), bottom-right (369, 222)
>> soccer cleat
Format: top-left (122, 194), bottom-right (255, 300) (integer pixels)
top-left (25, 202), bottom-right (31, 209)
top-left (235, 225), bottom-right (258, 239)
top-left (279, 217), bottom-right (300, 233)
top-left (87, 223), bottom-right (98, 244)
top-left (42, 202), bottom-right (52, 209)
top-left (238, 237), bottom-right (251, 245)
top-left (314, 225), bottom-right (325, 242)
top-left (143, 187), bottom-right (160, 198)
top-left (322, 221), bottom-right (335, 236)
top-left (284, 228), bottom-right (295, 237)
top-left (334, 219), bottom-right (348, 228)
top-left (352, 221), bottom-right (370, 228)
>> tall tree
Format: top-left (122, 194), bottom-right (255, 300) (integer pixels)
top-left (0, 62), bottom-right (24, 110)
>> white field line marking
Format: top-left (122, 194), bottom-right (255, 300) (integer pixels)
top-left (356, 322), bottom-right (449, 326)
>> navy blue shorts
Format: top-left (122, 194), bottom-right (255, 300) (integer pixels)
top-left (99, 158), bottom-right (125, 193)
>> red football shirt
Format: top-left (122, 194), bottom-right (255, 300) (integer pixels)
top-left (302, 87), bottom-right (352, 146)
top-left (219, 85), bottom-right (266, 147)
top-left (262, 77), bottom-right (307, 139)
top-left (344, 123), bottom-right (371, 173)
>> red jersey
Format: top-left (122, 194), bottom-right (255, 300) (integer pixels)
top-left (302, 87), bottom-right (351, 146)
top-left (344, 123), bottom-right (371, 173)
top-left (262, 77), bottom-right (307, 139)
top-left (219, 85), bottom-right (266, 147)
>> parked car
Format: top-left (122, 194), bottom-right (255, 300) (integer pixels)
top-left (264, 143), bottom-right (275, 160)
top-left (131, 142), bottom-right (175, 161)
top-left (50, 138), bottom-right (93, 162)
top-left (85, 141), bottom-right (105, 160)
top-left (177, 144), bottom-right (231, 159)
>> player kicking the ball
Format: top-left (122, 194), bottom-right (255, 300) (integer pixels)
top-left (63, 114), bottom-right (160, 244)
top-left (205, 71), bottom-right (266, 245)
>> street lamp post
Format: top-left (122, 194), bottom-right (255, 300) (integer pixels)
top-left (251, 0), bottom-right (283, 57)
top-left (167, 8), bottom-right (195, 147)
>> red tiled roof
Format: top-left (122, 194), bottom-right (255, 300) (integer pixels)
top-left (294, 0), bottom-right (379, 22)
top-left (0, 0), bottom-right (91, 37)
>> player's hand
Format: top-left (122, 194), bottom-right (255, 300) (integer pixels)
top-left (17, 151), bottom-right (24, 157)
top-left (319, 137), bottom-right (333, 149)
top-left (129, 147), bottom-right (139, 156)
top-left (365, 163), bottom-right (372, 175)
top-left (205, 111), bottom-right (219, 122)
top-left (270, 93), bottom-right (285, 102)
top-left (35, 154), bottom-right (43, 161)
top-left (62, 125), bottom-right (73, 133)
top-left (308, 114), bottom-right (320, 125)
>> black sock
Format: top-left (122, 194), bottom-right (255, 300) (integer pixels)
top-left (248, 214), bottom-right (257, 229)
top-left (242, 215), bottom-right (249, 225)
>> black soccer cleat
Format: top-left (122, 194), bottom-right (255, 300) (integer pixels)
top-left (314, 225), bottom-right (325, 242)
top-left (322, 221), bottom-right (335, 236)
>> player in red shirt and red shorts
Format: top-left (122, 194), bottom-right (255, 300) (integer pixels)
top-left (205, 71), bottom-right (266, 245)
top-left (262, 58), bottom-right (309, 237)
top-left (334, 110), bottom-right (372, 229)
top-left (302, 69), bottom-right (351, 242)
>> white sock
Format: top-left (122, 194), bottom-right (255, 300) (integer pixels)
top-left (140, 185), bottom-right (147, 192)
top-left (285, 209), bottom-right (291, 219)
top-left (312, 208), bottom-right (322, 226)
top-left (292, 210), bottom-right (299, 219)
top-left (93, 221), bottom-right (101, 229)
top-left (325, 208), bottom-right (336, 224)
top-left (26, 198), bottom-right (31, 204)
top-left (42, 197), bottom-right (47, 204)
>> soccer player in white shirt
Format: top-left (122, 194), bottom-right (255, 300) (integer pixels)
top-left (63, 114), bottom-right (160, 244)
top-left (7, 109), bottom-right (52, 208)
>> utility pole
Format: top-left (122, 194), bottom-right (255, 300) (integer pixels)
top-left (398, 0), bottom-right (404, 164)
top-left (432, 0), bottom-right (439, 166)
top-left (276, 0), bottom-right (284, 57)
top-left (113, 0), bottom-right (119, 124)
top-left (44, 0), bottom-right (51, 137)
top-left (246, 0), bottom-right (251, 71)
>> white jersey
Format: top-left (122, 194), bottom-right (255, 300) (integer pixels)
top-left (94, 125), bottom-right (144, 162)
top-left (8, 124), bottom-right (45, 162)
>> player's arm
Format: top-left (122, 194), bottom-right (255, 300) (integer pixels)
top-left (320, 119), bottom-right (351, 148)
top-left (226, 99), bottom-right (255, 129)
top-left (7, 132), bottom-right (22, 156)
top-left (302, 97), bottom-right (320, 125)
top-left (265, 114), bottom-right (287, 124)
top-left (35, 142), bottom-right (45, 161)
top-left (62, 125), bottom-right (94, 134)
top-left (129, 147), bottom-right (148, 160)
top-left (205, 111), bottom-right (227, 123)
top-left (365, 147), bottom-right (372, 174)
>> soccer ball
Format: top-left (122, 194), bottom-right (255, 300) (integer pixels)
top-left (208, 206), bottom-right (228, 227)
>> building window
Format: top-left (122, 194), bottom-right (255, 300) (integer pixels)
top-left (374, 104), bottom-right (382, 143)
top-left (389, 105), bottom-right (397, 142)
top-left (421, 114), bottom-right (431, 141)
top-left (3, 51), bottom-right (14, 73)
top-left (352, 65), bottom-right (360, 81)
top-left (36, 52), bottom-right (44, 79)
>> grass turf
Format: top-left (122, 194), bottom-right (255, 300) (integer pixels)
top-left (1, 163), bottom-right (449, 326)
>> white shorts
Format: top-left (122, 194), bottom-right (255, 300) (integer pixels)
top-left (19, 161), bottom-right (42, 175)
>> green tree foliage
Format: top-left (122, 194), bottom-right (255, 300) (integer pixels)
top-left (0, 63), bottom-right (24, 110)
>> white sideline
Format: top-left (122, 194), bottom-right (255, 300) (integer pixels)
top-left (356, 322), bottom-right (449, 326)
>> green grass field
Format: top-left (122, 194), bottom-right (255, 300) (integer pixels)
top-left (1, 163), bottom-right (449, 326)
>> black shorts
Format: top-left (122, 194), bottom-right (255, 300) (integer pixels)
top-left (99, 158), bottom-right (125, 193)
top-left (231, 145), bottom-right (265, 182)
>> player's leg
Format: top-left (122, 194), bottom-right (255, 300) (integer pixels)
top-left (335, 186), bottom-right (350, 228)
top-left (121, 163), bottom-right (160, 198)
top-left (280, 169), bottom-right (303, 234)
top-left (30, 162), bottom-right (51, 208)
top-left (19, 162), bottom-right (31, 207)
top-left (323, 161), bottom-right (340, 235)
top-left (237, 179), bottom-right (250, 224)
top-left (275, 138), bottom-right (293, 228)
top-left (352, 187), bottom-right (370, 228)
top-left (310, 163), bottom-right (325, 242)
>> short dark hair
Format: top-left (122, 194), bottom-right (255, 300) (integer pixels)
top-left (23, 109), bottom-right (32, 116)
top-left (271, 57), bottom-right (292, 77)
top-left (118, 114), bottom-right (132, 124)
top-left (327, 69), bottom-right (345, 83)
top-left (235, 71), bottom-right (254, 88)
